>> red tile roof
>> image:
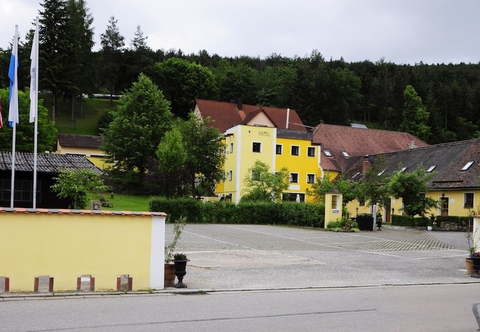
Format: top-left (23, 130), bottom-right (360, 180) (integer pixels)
top-left (312, 123), bottom-right (429, 172)
top-left (0, 207), bottom-right (167, 216)
top-left (195, 99), bottom-right (306, 132)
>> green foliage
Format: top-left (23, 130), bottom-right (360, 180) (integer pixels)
top-left (51, 169), bottom-right (107, 209)
top-left (326, 217), bottom-right (359, 231)
top-left (147, 57), bottom-right (218, 119)
top-left (399, 85), bottom-right (430, 142)
top-left (0, 90), bottom-right (57, 152)
top-left (101, 73), bottom-right (173, 183)
top-left (355, 156), bottom-right (390, 208)
top-left (241, 160), bottom-right (289, 202)
top-left (148, 197), bottom-right (325, 227)
top-left (307, 173), bottom-right (356, 205)
top-left (149, 197), bottom-right (202, 223)
top-left (179, 114), bottom-right (226, 197)
top-left (156, 127), bottom-right (187, 198)
top-left (387, 164), bottom-right (438, 216)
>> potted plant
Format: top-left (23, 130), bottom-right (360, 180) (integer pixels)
top-left (173, 252), bottom-right (189, 288)
top-left (356, 213), bottom-right (374, 231)
top-left (466, 228), bottom-right (478, 276)
top-left (164, 217), bottom-right (186, 287)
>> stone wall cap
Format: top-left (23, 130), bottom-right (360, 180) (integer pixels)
top-left (0, 207), bottom-right (167, 217)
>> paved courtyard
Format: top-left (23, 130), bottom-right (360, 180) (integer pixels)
top-left (166, 224), bottom-right (478, 290)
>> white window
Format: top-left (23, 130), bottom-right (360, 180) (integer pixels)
top-left (228, 170), bottom-right (233, 181)
top-left (230, 143), bottom-right (233, 153)
top-left (307, 174), bottom-right (316, 184)
top-left (324, 150), bottom-right (332, 157)
top-left (291, 146), bottom-right (299, 156)
top-left (307, 147), bottom-right (315, 157)
top-left (252, 142), bottom-right (261, 153)
top-left (290, 173), bottom-right (299, 183)
top-left (426, 165), bottom-right (436, 172)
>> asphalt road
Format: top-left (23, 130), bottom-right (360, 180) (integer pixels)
top-left (1, 284), bottom-right (479, 331)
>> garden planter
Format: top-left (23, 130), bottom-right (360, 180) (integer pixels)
top-left (164, 264), bottom-right (175, 287)
top-left (173, 259), bottom-right (188, 288)
top-left (466, 258), bottom-right (474, 275)
top-left (356, 216), bottom-right (374, 231)
top-left (471, 256), bottom-right (480, 278)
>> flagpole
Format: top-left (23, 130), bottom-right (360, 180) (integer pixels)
top-left (9, 25), bottom-right (19, 208)
top-left (31, 17), bottom-right (39, 209)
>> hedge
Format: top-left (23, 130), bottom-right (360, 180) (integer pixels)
top-left (149, 197), bottom-right (325, 227)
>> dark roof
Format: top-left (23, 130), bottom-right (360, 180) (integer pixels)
top-left (0, 152), bottom-right (103, 174)
top-left (195, 99), bottom-right (306, 132)
top-left (343, 138), bottom-right (480, 190)
top-left (312, 123), bottom-right (429, 172)
top-left (57, 134), bottom-right (101, 148)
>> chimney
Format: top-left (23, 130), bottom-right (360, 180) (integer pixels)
top-left (237, 98), bottom-right (243, 111)
top-left (362, 155), bottom-right (371, 174)
top-left (286, 108), bottom-right (290, 129)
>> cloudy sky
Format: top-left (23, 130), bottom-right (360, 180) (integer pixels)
top-left (2, 0), bottom-right (480, 65)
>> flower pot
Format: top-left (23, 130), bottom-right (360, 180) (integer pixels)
top-left (471, 256), bottom-right (480, 278)
top-left (356, 216), bottom-right (374, 231)
top-left (164, 263), bottom-right (175, 287)
top-left (466, 257), bottom-right (474, 275)
top-left (173, 259), bottom-right (188, 288)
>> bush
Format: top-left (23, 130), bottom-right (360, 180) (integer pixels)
top-left (148, 197), bottom-right (325, 227)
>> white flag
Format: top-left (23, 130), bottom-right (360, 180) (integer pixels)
top-left (30, 21), bottom-right (39, 123)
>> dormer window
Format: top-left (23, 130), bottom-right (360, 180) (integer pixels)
top-left (324, 150), bottom-right (332, 157)
top-left (462, 161), bottom-right (474, 171)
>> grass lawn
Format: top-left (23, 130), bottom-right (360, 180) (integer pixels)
top-left (41, 94), bottom-right (118, 135)
top-left (97, 193), bottom-right (151, 212)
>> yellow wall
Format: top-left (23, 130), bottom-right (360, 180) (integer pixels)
top-left (347, 189), bottom-right (480, 220)
top-left (0, 211), bottom-right (166, 292)
top-left (56, 145), bottom-right (104, 157)
top-left (276, 137), bottom-right (320, 203)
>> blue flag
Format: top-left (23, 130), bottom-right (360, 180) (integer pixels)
top-left (8, 28), bottom-right (19, 127)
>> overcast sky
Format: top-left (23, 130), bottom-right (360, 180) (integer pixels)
top-left (2, 0), bottom-right (480, 65)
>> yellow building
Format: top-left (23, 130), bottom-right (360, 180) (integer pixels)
top-left (56, 134), bottom-right (109, 170)
top-left (344, 139), bottom-right (480, 220)
top-left (195, 99), bottom-right (321, 203)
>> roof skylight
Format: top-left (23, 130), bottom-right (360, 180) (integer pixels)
top-left (324, 150), bottom-right (332, 157)
top-left (461, 161), bottom-right (474, 171)
top-left (426, 165), bottom-right (436, 173)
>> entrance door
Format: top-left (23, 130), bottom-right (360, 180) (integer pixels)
top-left (440, 197), bottom-right (449, 216)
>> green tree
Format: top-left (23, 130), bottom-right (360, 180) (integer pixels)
top-left (101, 73), bottom-right (173, 184)
top-left (51, 169), bottom-right (107, 209)
top-left (399, 85), bottom-right (431, 141)
top-left (179, 114), bottom-right (225, 197)
top-left (387, 164), bottom-right (438, 217)
top-left (307, 173), bottom-right (356, 205)
top-left (38, 0), bottom-right (70, 121)
top-left (147, 57), bottom-right (218, 119)
top-left (355, 156), bottom-right (390, 210)
top-left (100, 16), bottom-right (125, 106)
top-left (156, 127), bottom-right (187, 198)
top-left (0, 89), bottom-right (57, 152)
top-left (241, 160), bottom-right (289, 202)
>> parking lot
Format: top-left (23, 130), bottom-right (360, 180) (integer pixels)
top-left (166, 224), bottom-right (479, 290)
